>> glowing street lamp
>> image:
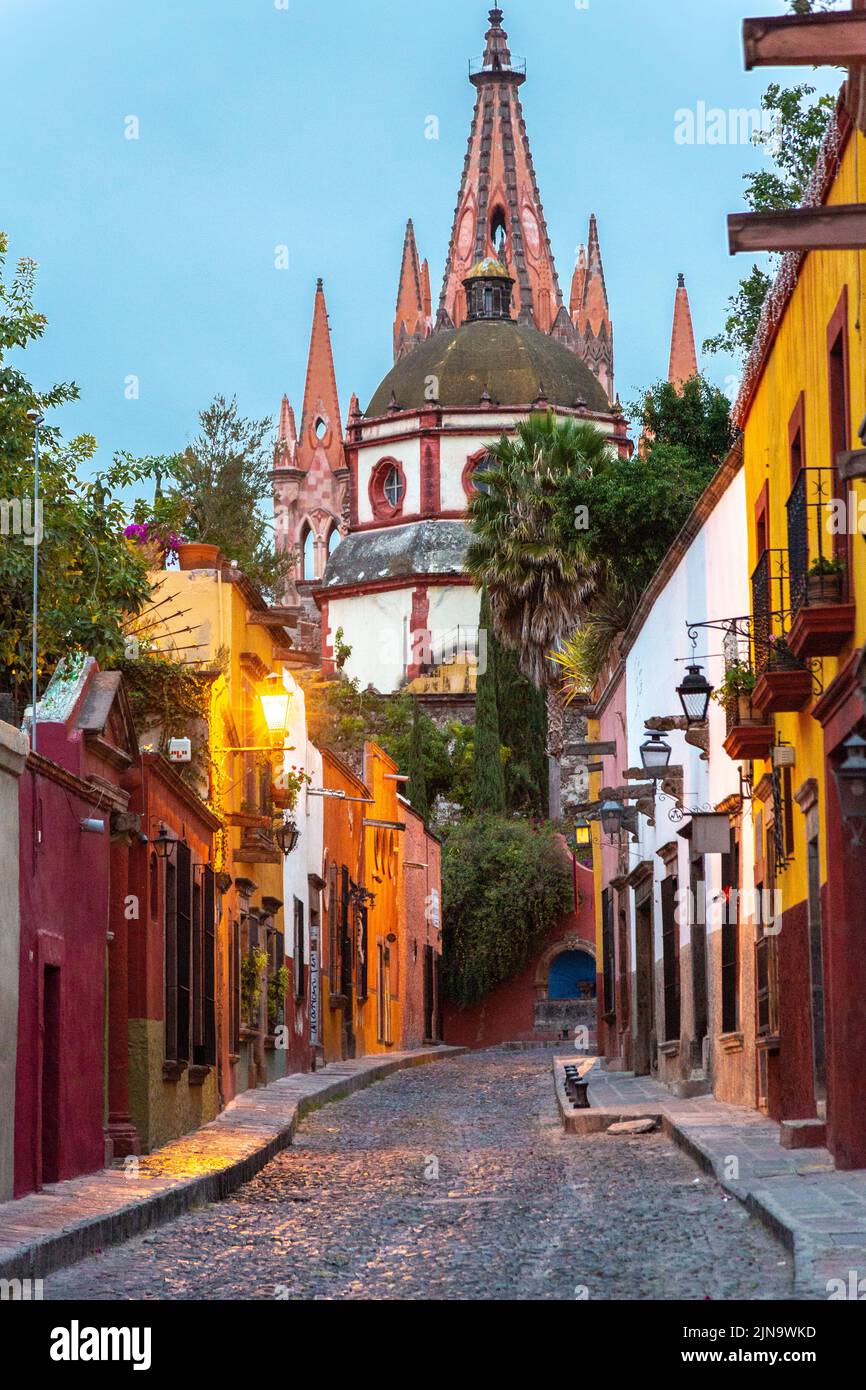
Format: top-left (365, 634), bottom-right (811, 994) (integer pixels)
top-left (259, 674), bottom-right (292, 741)
top-left (572, 817), bottom-right (592, 852)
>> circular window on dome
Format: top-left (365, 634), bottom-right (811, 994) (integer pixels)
top-left (369, 458), bottom-right (406, 520)
top-left (463, 450), bottom-right (492, 500)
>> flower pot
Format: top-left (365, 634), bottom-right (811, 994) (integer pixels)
top-left (807, 573), bottom-right (843, 606)
top-left (178, 542), bottom-right (221, 571)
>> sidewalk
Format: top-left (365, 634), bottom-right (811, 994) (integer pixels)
top-left (0, 1046), bottom-right (465, 1282)
top-left (554, 1059), bottom-right (866, 1298)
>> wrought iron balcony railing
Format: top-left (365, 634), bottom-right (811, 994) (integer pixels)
top-left (786, 466), bottom-right (849, 612)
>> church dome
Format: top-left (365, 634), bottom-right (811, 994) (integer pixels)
top-left (366, 320), bottom-right (611, 417)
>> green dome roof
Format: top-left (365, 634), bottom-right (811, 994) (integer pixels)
top-left (366, 320), bottom-right (611, 417)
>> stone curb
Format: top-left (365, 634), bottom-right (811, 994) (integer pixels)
top-left (553, 1057), bottom-right (866, 1297)
top-left (0, 1046), bottom-right (466, 1282)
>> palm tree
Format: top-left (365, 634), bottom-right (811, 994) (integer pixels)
top-left (466, 412), bottom-right (615, 819)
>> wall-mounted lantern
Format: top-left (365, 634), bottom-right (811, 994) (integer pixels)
top-left (640, 728), bottom-right (672, 777)
top-left (259, 674), bottom-right (292, 741)
top-left (676, 663), bottom-right (713, 727)
top-left (599, 799), bottom-right (625, 839)
top-left (276, 818), bottom-right (301, 857)
top-left (832, 733), bottom-right (866, 844)
top-left (572, 817), bottom-right (593, 851)
top-left (152, 823), bottom-right (177, 861)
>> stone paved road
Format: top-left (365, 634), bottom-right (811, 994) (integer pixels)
top-left (47, 1049), bottom-right (797, 1301)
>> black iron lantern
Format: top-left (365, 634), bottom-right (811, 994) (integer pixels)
top-left (572, 817), bottom-right (592, 851)
top-left (677, 664), bottom-right (713, 726)
top-left (276, 819), bottom-right (301, 857)
top-left (832, 733), bottom-right (866, 842)
top-left (152, 823), bottom-right (176, 861)
top-left (599, 799), bottom-right (625, 839)
top-left (640, 728), bottom-right (672, 776)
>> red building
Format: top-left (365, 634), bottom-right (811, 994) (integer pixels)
top-left (14, 658), bottom-right (138, 1195)
top-left (444, 857), bottom-right (596, 1051)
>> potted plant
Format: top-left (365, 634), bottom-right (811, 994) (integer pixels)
top-left (806, 555), bottom-right (844, 605)
top-left (713, 663), bottom-right (758, 724)
top-left (267, 964), bottom-right (290, 1028)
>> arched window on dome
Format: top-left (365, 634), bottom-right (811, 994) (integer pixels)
top-left (463, 450), bottom-right (493, 500)
top-left (300, 524), bottom-right (315, 581)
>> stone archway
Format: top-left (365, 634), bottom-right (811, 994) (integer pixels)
top-left (532, 936), bottom-right (597, 1042)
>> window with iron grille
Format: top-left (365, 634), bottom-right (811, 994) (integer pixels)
top-left (356, 905), bottom-right (368, 1002)
top-left (293, 897), bottom-right (306, 1001)
top-left (601, 889), bottom-right (615, 1020)
top-left (720, 846), bottom-right (740, 1036)
top-left (661, 874), bottom-right (680, 1042)
top-left (328, 861), bottom-right (339, 993)
top-left (340, 867), bottom-right (352, 999)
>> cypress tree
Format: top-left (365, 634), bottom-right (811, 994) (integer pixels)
top-left (473, 589), bottom-right (506, 813)
top-left (495, 634), bottom-right (549, 819)
top-left (406, 696), bottom-right (429, 823)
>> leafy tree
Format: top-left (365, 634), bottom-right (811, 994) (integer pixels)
top-left (467, 414), bottom-right (613, 819)
top-left (704, 79), bottom-right (836, 359)
top-left (441, 817), bottom-right (573, 1007)
top-left (158, 395), bottom-right (290, 599)
top-left (299, 673), bottom-right (474, 812)
top-left (0, 234), bottom-right (162, 708)
top-left (632, 376), bottom-right (735, 469)
top-left (406, 696), bottom-right (430, 823)
top-left (472, 589), bottom-right (506, 813)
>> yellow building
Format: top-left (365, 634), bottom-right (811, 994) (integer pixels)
top-left (139, 552), bottom-right (302, 1102)
top-left (734, 94), bottom-right (866, 1167)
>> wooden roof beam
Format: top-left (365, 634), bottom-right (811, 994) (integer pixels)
top-left (743, 10), bottom-right (866, 70)
top-left (728, 204), bottom-right (866, 254)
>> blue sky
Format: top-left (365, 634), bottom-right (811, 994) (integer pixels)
top-left (0, 0), bottom-right (841, 475)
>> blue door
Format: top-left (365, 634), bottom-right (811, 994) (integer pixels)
top-left (548, 950), bottom-right (595, 1001)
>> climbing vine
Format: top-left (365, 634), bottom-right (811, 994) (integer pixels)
top-left (441, 817), bottom-right (573, 1008)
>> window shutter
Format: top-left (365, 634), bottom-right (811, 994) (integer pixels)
top-left (201, 865), bottom-right (216, 1067)
top-left (176, 840), bottom-right (192, 1065)
top-left (164, 861), bottom-right (177, 1062)
top-left (661, 875), bottom-right (681, 1042)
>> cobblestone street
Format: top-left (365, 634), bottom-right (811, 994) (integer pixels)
top-left (46, 1050), bottom-right (796, 1301)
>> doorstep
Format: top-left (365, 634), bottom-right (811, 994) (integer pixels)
top-left (0, 1046), bottom-right (466, 1282)
top-left (553, 1058), bottom-right (866, 1299)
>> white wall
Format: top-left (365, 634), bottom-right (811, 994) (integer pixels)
top-left (327, 584), bottom-right (480, 692)
top-left (623, 467), bottom-right (750, 1027)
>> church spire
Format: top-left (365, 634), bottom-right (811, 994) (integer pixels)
top-left (668, 272), bottom-right (698, 392)
top-left (298, 277), bottom-right (343, 470)
top-left (437, 8), bottom-right (563, 334)
top-left (393, 219), bottom-right (432, 362)
top-left (575, 214), bottom-right (614, 400)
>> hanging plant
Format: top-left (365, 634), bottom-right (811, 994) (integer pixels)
top-left (241, 947), bottom-right (268, 1022)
